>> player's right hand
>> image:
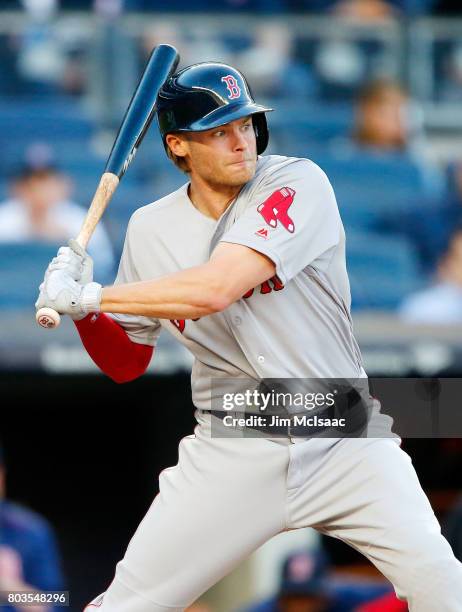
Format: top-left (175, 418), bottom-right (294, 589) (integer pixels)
top-left (44, 239), bottom-right (93, 285)
top-left (37, 240), bottom-right (94, 321)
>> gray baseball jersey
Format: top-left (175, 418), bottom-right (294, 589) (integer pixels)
top-left (110, 155), bottom-right (364, 411)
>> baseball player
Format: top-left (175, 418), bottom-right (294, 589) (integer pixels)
top-left (35, 63), bottom-right (462, 611)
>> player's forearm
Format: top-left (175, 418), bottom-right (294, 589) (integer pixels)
top-left (100, 265), bottom-right (231, 319)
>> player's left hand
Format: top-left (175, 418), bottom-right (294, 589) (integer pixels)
top-left (45, 239), bottom-right (94, 285)
top-left (35, 270), bottom-right (102, 320)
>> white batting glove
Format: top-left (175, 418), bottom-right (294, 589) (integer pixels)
top-left (38, 240), bottom-right (95, 320)
top-left (35, 270), bottom-right (102, 320)
top-left (45, 239), bottom-right (93, 285)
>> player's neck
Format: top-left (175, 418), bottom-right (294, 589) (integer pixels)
top-left (187, 177), bottom-right (243, 221)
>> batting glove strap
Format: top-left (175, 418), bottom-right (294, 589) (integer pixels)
top-left (79, 282), bottom-right (103, 314)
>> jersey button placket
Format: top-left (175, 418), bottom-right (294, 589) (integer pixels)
top-left (257, 355), bottom-right (265, 364)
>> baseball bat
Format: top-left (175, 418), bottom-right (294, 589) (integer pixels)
top-left (36, 44), bottom-right (179, 329)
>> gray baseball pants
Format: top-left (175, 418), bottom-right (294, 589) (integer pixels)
top-left (84, 411), bottom-right (462, 611)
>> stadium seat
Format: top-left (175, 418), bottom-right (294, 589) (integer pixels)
top-left (268, 102), bottom-right (353, 152)
top-left (346, 230), bottom-right (423, 310)
top-left (0, 115), bottom-right (93, 141)
top-left (0, 100), bottom-right (95, 140)
top-left (309, 151), bottom-right (444, 234)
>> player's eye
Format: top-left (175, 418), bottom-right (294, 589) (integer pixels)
top-left (213, 130), bottom-right (225, 137)
top-left (241, 122), bottom-right (252, 131)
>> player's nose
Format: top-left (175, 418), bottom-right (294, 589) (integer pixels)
top-left (230, 126), bottom-right (249, 152)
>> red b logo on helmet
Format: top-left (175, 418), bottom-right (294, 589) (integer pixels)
top-left (221, 75), bottom-right (241, 100)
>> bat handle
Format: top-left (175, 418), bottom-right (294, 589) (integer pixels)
top-left (36, 307), bottom-right (61, 329)
top-left (36, 173), bottom-right (119, 330)
top-left (76, 173), bottom-right (119, 248)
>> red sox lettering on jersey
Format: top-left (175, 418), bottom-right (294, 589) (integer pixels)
top-left (171, 275), bottom-right (285, 334)
top-left (221, 75), bottom-right (241, 100)
top-left (257, 187), bottom-right (296, 233)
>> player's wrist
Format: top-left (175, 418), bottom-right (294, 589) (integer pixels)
top-left (78, 282), bottom-right (102, 316)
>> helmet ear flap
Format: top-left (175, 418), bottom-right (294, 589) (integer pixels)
top-left (253, 113), bottom-right (269, 155)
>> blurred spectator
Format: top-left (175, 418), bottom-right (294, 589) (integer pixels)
top-left (89, 0), bottom-right (144, 127)
top-left (21, 0), bottom-right (57, 19)
top-left (333, 0), bottom-right (397, 21)
top-left (0, 445), bottom-right (65, 612)
top-left (313, 36), bottom-right (367, 100)
top-left (235, 24), bottom-right (317, 99)
top-left (353, 79), bottom-right (409, 152)
top-left (0, 161), bottom-right (115, 282)
top-left (399, 227), bottom-right (462, 324)
top-left (242, 549), bottom-right (394, 612)
top-left (16, 0), bottom-right (66, 96)
top-left (409, 160), bottom-right (462, 268)
top-left (311, 34), bottom-right (405, 102)
top-left (4, 0), bottom-right (88, 98)
top-left (141, 23), bottom-right (190, 64)
top-left (292, 0), bottom-right (435, 16)
top-left (93, 0), bottom-right (123, 16)
top-left (353, 79), bottom-right (445, 263)
top-left (352, 78), bottom-right (441, 162)
top-left (243, 549), bottom-right (334, 612)
top-left (141, 22), bottom-right (230, 69)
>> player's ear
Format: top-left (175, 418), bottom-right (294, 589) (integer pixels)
top-left (165, 134), bottom-right (188, 159)
top-left (165, 134), bottom-right (191, 173)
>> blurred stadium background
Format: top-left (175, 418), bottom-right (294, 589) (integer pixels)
top-left (1, 0), bottom-right (462, 610)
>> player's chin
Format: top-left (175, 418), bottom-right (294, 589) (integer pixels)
top-left (225, 161), bottom-right (256, 184)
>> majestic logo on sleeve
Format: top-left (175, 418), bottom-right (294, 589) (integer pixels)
top-left (221, 75), bottom-right (241, 99)
top-left (257, 187), bottom-right (296, 233)
top-left (255, 228), bottom-right (269, 239)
